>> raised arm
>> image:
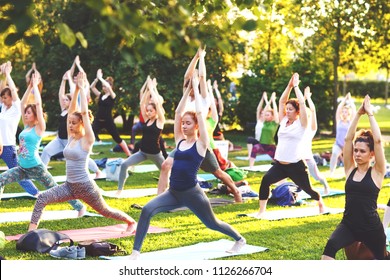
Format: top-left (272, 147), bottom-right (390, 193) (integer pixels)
top-left (270, 92), bottom-right (279, 124)
top-left (174, 84), bottom-right (191, 144)
top-left (78, 72), bottom-right (95, 147)
top-left (292, 74), bottom-right (308, 128)
top-left (343, 100), bottom-right (363, 175)
top-left (278, 74), bottom-right (294, 121)
top-left (193, 74), bottom-right (208, 155)
top-left (4, 62), bottom-right (18, 101)
top-left (139, 81), bottom-right (151, 122)
top-left (213, 80), bottom-right (224, 118)
top-left (207, 80), bottom-right (219, 123)
top-left (31, 73), bottom-right (46, 135)
top-left (256, 91), bottom-right (267, 121)
top-left (58, 71), bottom-right (69, 111)
top-left (363, 95), bottom-right (386, 180)
top-left (90, 69), bottom-right (102, 98)
top-left (148, 79), bottom-right (166, 126)
top-left (183, 47), bottom-right (200, 88)
top-left (98, 70), bottom-right (116, 99)
top-left (198, 47), bottom-right (208, 99)
top-left (304, 87), bottom-right (317, 132)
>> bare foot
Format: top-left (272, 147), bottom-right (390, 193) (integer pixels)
top-left (126, 250), bottom-right (140, 260)
top-left (226, 237), bottom-right (246, 253)
top-left (115, 190), bottom-right (122, 197)
top-left (124, 222), bottom-right (137, 234)
top-left (95, 170), bottom-right (103, 179)
top-left (319, 201), bottom-right (326, 214)
top-left (324, 186), bottom-right (330, 195)
top-left (255, 211), bottom-right (265, 219)
top-left (78, 206), bottom-right (87, 217)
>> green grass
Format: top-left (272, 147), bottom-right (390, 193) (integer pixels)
top-left (1, 106), bottom-right (390, 260)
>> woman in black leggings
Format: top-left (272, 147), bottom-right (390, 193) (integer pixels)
top-left (322, 95), bottom-right (387, 260)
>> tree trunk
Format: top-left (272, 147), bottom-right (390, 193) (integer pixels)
top-left (332, 18), bottom-right (342, 136)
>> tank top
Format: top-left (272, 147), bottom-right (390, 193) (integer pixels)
top-left (18, 126), bottom-right (42, 168)
top-left (58, 111), bottom-right (68, 140)
top-left (169, 140), bottom-right (204, 191)
top-left (140, 119), bottom-right (162, 154)
top-left (96, 94), bottom-right (114, 120)
top-left (342, 167), bottom-right (382, 232)
top-left (63, 137), bottom-right (90, 183)
top-left (260, 121), bottom-right (278, 145)
top-left (335, 120), bottom-right (350, 148)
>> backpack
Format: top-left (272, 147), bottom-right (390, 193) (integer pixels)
top-left (105, 158), bottom-right (127, 181)
top-left (16, 229), bottom-right (73, 253)
top-left (270, 182), bottom-right (301, 206)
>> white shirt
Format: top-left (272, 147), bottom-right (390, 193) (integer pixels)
top-left (0, 99), bottom-right (21, 146)
top-left (274, 116), bottom-right (306, 163)
top-left (184, 95), bottom-right (211, 113)
top-left (301, 127), bottom-right (317, 159)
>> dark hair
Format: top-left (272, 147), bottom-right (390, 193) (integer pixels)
top-left (25, 104), bottom-right (37, 118)
top-left (147, 102), bottom-right (156, 111)
top-left (106, 77), bottom-right (114, 91)
top-left (0, 87), bottom-right (11, 97)
top-left (354, 129), bottom-right (374, 151)
top-left (65, 94), bottom-right (72, 102)
top-left (286, 98), bottom-right (300, 114)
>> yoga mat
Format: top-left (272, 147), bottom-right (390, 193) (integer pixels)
top-left (1, 192), bottom-right (36, 200)
top-left (42, 131), bottom-right (57, 138)
top-left (239, 207), bottom-right (344, 221)
top-left (168, 198), bottom-right (234, 213)
top-left (235, 154), bottom-right (273, 161)
top-left (53, 172), bottom-right (107, 183)
top-left (100, 239), bottom-right (268, 260)
top-left (242, 164), bottom-right (273, 172)
top-left (93, 141), bottom-right (113, 146)
top-left (101, 188), bottom-right (157, 198)
top-left (197, 173), bottom-right (217, 181)
top-left (298, 188), bottom-right (345, 200)
top-left (0, 210), bottom-right (102, 224)
top-left (6, 224), bottom-right (170, 242)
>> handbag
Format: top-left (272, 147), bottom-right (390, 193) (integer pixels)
top-left (16, 229), bottom-right (73, 253)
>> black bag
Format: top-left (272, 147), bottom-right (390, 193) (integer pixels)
top-left (78, 241), bottom-right (126, 256)
top-left (16, 229), bottom-right (73, 253)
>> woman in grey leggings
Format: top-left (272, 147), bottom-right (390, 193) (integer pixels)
top-left (28, 72), bottom-right (136, 233)
top-left (127, 62), bottom-right (245, 260)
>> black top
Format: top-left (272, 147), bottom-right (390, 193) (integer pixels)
top-left (342, 167), bottom-right (382, 232)
top-left (58, 112), bottom-right (68, 140)
top-left (140, 119), bottom-right (162, 154)
top-left (96, 94), bottom-right (115, 121)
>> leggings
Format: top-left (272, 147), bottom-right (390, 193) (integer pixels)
top-left (133, 184), bottom-right (242, 252)
top-left (92, 118), bottom-right (122, 143)
top-left (31, 179), bottom-right (133, 225)
top-left (0, 163), bottom-right (84, 211)
top-left (118, 150), bottom-right (164, 190)
top-left (259, 160), bottom-right (320, 201)
top-left (0, 145), bottom-right (39, 195)
top-left (41, 137), bottom-right (99, 172)
top-left (305, 158), bottom-right (330, 190)
top-left (323, 222), bottom-right (387, 259)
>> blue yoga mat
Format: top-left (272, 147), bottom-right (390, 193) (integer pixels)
top-left (298, 188), bottom-right (345, 200)
top-left (235, 154), bottom-right (273, 161)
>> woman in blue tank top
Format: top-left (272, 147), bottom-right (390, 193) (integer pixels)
top-left (126, 72), bottom-right (246, 260)
top-left (28, 72), bottom-right (136, 232)
top-left (322, 95), bottom-right (388, 260)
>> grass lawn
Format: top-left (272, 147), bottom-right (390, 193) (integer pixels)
top-left (0, 104), bottom-right (389, 261)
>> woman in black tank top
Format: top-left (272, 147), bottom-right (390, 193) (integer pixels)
top-left (322, 95), bottom-right (388, 260)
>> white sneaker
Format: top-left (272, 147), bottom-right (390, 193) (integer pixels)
top-left (127, 250), bottom-right (140, 260)
top-left (226, 238), bottom-right (246, 254)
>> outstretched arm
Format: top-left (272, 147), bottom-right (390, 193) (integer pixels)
top-left (278, 74), bottom-right (294, 121)
top-left (4, 62), bottom-right (18, 101)
top-left (174, 85), bottom-right (191, 144)
top-left (198, 47), bottom-right (208, 99)
top-left (148, 79), bottom-right (166, 127)
top-left (78, 72), bottom-right (95, 147)
top-left (304, 87), bottom-right (317, 132)
top-left (343, 99), bottom-right (364, 175)
top-left (208, 80), bottom-right (219, 123)
top-left (31, 73), bottom-right (46, 135)
top-left (193, 74), bottom-right (208, 155)
top-left (90, 69), bottom-right (102, 98)
top-left (292, 74), bottom-right (307, 128)
top-left (270, 92), bottom-right (279, 124)
top-left (183, 47), bottom-right (200, 88)
top-left (363, 95), bottom-right (385, 180)
top-left (213, 80), bottom-right (224, 117)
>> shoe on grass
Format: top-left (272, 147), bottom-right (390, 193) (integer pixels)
top-left (49, 246), bottom-right (77, 259)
